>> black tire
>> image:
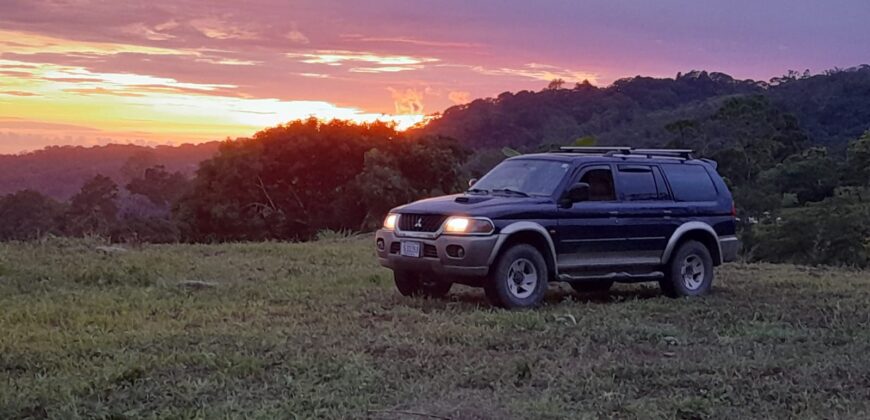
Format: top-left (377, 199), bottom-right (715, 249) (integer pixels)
top-left (484, 244), bottom-right (549, 309)
top-left (660, 240), bottom-right (714, 298)
top-left (569, 280), bottom-right (614, 294)
top-left (394, 271), bottom-right (452, 298)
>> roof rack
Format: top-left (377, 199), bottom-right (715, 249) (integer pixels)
top-left (559, 146), bottom-right (632, 154)
top-left (559, 146), bottom-right (694, 160)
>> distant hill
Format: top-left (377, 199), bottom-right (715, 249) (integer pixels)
top-left (0, 142), bottom-right (220, 200)
top-left (418, 65), bottom-right (870, 152)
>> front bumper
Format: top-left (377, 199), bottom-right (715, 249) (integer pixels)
top-left (375, 229), bottom-right (501, 277)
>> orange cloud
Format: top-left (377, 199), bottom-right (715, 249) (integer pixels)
top-left (388, 87), bottom-right (424, 114)
top-left (0, 91), bottom-right (38, 97)
top-left (62, 87), bottom-right (144, 97)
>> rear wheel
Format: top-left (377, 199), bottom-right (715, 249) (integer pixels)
top-left (660, 240), bottom-right (714, 298)
top-left (394, 271), bottom-right (452, 298)
top-left (484, 244), bottom-right (548, 309)
top-left (569, 280), bottom-right (614, 294)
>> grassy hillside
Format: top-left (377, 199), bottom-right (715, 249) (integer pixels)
top-left (1, 237), bottom-right (869, 419)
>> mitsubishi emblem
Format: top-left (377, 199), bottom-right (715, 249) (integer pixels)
top-left (414, 218), bottom-right (423, 229)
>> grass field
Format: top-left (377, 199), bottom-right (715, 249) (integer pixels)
top-left (2, 236), bottom-right (870, 419)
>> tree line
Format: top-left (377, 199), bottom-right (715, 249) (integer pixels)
top-left (0, 119), bottom-right (468, 243)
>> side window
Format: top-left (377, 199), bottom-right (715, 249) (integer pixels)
top-left (661, 164), bottom-right (718, 201)
top-left (651, 166), bottom-right (671, 200)
top-left (617, 165), bottom-right (659, 201)
top-left (578, 166), bottom-right (616, 201)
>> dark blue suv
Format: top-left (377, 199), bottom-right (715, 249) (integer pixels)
top-left (375, 147), bottom-right (739, 309)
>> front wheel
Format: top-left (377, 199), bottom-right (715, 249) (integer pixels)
top-left (394, 271), bottom-right (452, 298)
top-left (660, 240), bottom-right (714, 298)
top-left (484, 244), bottom-right (548, 309)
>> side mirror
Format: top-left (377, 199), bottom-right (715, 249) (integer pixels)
top-left (562, 182), bottom-right (590, 206)
top-left (468, 178), bottom-right (478, 188)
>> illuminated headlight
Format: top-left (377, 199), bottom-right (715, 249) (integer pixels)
top-left (444, 216), bottom-right (494, 235)
top-left (383, 213), bottom-right (398, 230)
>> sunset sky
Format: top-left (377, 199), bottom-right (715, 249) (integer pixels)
top-left (0, 0), bottom-right (868, 154)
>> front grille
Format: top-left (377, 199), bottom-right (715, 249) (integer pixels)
top-left (398, 214), bottom-right (447, 232)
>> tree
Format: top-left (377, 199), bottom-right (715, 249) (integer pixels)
top-left (501, 147), bottom-right (521, 157)
top-left (0, 190), bottom-right (64, 240)
top-left (546, 78), bottom-right (565, 90)
top-left (750, 197), bottom-right (870, 267)
top-left (845, 131), bottom-right (870, 186)
top-left (351, 149), bottom-right (415, 230)
top-left (120, 150), bottom-right (158, 181)
top-left (65, 174), bottom-right (119, 236)
top-left (352, 136), bottom-right (469, 230)
top-left (757, 147), bottom-right (840, 204)
top-left (663, 96), bottom-right (809, 186)
top-left (126, 165), bottom-right (190, 207)
top-left (572, 135), bottom-right (597, 147)
top-left (174, 119), bottom-right (469, 241)
top-left (573, 79), bottom-right (594, 90)
top-left (664, 120), bottom-right (699, 149)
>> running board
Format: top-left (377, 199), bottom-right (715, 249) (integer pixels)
top-left (559, 271), bottom-right (664, 283)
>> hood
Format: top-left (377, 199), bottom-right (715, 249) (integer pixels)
top-left (393, 193), bottom-right (551, 218)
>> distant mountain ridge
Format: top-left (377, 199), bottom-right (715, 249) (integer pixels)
top-left (417, 65), bottom-right (870, 151)
top-left (0, 142), bottom-right (220, 200)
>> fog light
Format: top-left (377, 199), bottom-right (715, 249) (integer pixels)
top-left (376, 238), bottom-right (385, 251)
top-left (446, 245), bottom-right (465, 258)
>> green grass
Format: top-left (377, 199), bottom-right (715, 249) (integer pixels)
top-left (2, 236), bottom-right (870, 419)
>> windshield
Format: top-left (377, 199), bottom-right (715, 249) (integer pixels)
top-left (470, 159), bottom-right (571, 196)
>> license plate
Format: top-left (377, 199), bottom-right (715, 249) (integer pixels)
top-left (400, 241), bottom-right (422, 257)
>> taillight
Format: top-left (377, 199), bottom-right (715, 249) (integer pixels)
top-left (731, 201), bottom-right (737, 217)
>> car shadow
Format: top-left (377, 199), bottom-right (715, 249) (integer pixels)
top-left (397, 283), bottom-right (664, 311)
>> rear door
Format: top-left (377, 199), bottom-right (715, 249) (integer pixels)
top-left (614, 164), bottom-right (678, 263)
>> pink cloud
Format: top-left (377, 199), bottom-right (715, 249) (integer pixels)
top-left (340, 34), bottom-right (482, 49)
top-left (447, 90), bottom-right (471, 105)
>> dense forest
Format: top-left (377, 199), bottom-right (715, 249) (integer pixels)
top-left (1, 66), bottom-right (869, 266)
top-left (420, 66), bottom-right (870, 152)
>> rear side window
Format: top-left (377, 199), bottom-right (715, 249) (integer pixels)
top-left (661, 164), bottom-right (718, 201)
top-left (617, 165), bottom-right (660, 201)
